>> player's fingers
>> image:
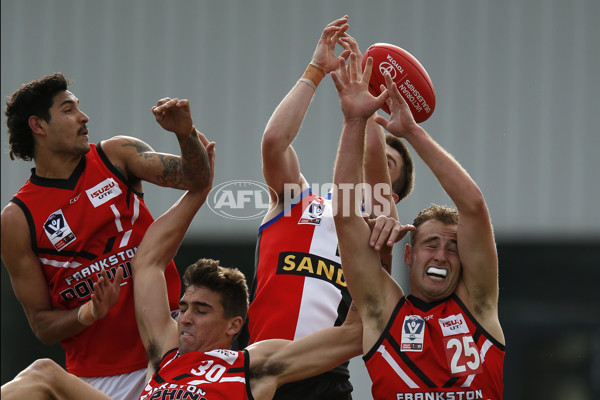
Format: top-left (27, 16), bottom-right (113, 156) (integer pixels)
top-left (387, 224), bottom-right (416, 246)
top-left (176, 99), bottom-right (190, 109)
top-left (335, 57), bottom-right (349, 84)
top-left (93, 278), bottom-right (104, 301)
top-left (331, 70), bottom-right (344, 92)
top-left (339, 49), bottom-right (351, 61)
top-left (375, 220), bottom-right (394, 250)
top-left (368, 217), bottom-right (385, 247)
top-left (155, 97), bottom-right (172, 107)
top-left (348, 53), bottom-right (358, 82)
top-left (362, 213), bottom-right (375, 230)
top-left (113, 266), bottom-right (124, 286)
top-left (362, 56), bottom-right (373, 83)
top-left (384, 73), bottom-right (403, 103)
top-left (327, 15), bottom-right (348, 28)
top-left (373, 114), bottom-right (389, 130)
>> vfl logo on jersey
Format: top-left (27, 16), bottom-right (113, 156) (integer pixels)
top-left (86, 178), bottom-right (122, 208)
top-left (277, 251), bottom-right (346, 290)
top-left (298, 198), bottom-right (325, 225)
top-left (401, 315), bottom-right (425, 352)
top-left (438, 313), bottom-right (470, 336)
top-left (44, 209), bottom-right (76, 251)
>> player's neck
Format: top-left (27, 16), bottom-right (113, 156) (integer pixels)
top-left (34, 153), bottom-right (83, 179)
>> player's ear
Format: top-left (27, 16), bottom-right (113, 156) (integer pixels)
top-left (28, 116), bottom-right (46, 136)
top-left (227, 316), bottom-right (244, 338)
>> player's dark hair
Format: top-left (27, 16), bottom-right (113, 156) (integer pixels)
top-left (5, 73), bottom-right (70, 161)
top-left (386, 134), bottom-right (414, 203)
top-left (410, 204), bottom-right (459, 246)
top-left (183, 258), bottom-right (249, 323)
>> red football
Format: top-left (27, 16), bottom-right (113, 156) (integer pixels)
top-left (362, 43), bottom-right (435, 122)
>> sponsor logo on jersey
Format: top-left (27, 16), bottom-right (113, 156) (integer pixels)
top-left (86, 178), bottom-right (122, 208)
top-left (69, 193), bottom-right (81, 204)
top-left (277, 251), bottom-right (346, 290)
top-left (43, 209), bottom-right (76, 251)
top-left (206, 349), bottom-right (239, 365)
top-left (298, 198), bottom-right (325, 225)
top-left (438, 313), bottom-right (470, 336)
top-left (401, 315), bottom-right (425, 352)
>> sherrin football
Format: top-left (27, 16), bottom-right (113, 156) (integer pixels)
top-left (363, 43), bottom-right (435, 122)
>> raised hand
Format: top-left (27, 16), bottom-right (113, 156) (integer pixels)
top-left (373, 73), bottom-right (420, 138)
top-left (312, 15), bottom-right (351, 73)
top-left (331, 53), bottom-right (388, 121)
top-left (152, 97), bottom-right (194, 138)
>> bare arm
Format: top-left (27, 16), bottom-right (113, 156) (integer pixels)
top-left (339, 34), bottom-right (399, 220)
top-left (330, 53), bottom-right (405, 351)
top-left (375, 74), bottom-right (503, 343)
top-left (336, 35), bottom-right (400, 272)
top-left (261, 16), bottom-right (351, 216)
top-left (1, 203), bottom-right (83, 343)
top-left (133, 137), bottom-right (215, 370)
top-left (247, 304), bottom-right (362, 397)
top-left (101, 98), bottom-right (210, 191)
top-left (1, 358), bottom-right (111, 400)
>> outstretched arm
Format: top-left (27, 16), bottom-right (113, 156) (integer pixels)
top-left (261, 16), bottom-right (351, 216)
top-left (375, 74), bottom-right (503, 343)
top-left (101, 98), bottom-right (211, 191)
top-left (338, 34), bottom-right (399, 219)
top-left (1, 359), bottom-right (111, 400)
top-left (331, 53), bottom-right (405, 351)
top-left (132, 134), bottom-right (215, 371)
top-left (247, 303), bottom-right (363, 397)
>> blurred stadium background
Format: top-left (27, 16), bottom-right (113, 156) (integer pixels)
top-left (2, 1), bottom-right (599, 398)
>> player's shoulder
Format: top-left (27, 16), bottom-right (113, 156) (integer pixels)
top-left (1, 200), bottom-right (25, 222)
top-left (99, 136), bottom-right (155, 166)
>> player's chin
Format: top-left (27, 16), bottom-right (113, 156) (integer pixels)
top-left (178, 335), bottom-right (196, 353)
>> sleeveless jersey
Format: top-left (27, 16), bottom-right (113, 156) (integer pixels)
top-left (11, 143), bottom-right (181, 377)
top-left (364, 294), bottom-right (505, 400)
top-left (139, 348), bottom-right (253, 400)
top-left (248, 189), bottom-right (351, 343)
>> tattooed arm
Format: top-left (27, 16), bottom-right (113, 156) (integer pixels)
top-left (100, 98), bottom-right (211, 191)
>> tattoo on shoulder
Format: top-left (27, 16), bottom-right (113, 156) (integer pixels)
top-left (122, 138), bottom-right (153, 154)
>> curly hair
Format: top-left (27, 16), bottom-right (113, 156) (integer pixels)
top-left (183, 258), bottom-right (249, 322)
top-left (409, 204), bottom-right (459, 246)
top-left (5, 73), bottom-right (70, 161)
top-left (385, 134), bottom-right (414, 203)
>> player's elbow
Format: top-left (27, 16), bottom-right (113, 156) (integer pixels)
top-left (460, 186), bottom-right (489, 217)
top-left (27, 316), bottom-right (59, 345)
top-left (261, 127), bottom-right (289, 155)
top-left (32, 325), bottom-right (60, 345)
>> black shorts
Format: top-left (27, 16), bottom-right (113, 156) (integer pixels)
top-left (273, 374), bottom-right (353, 400)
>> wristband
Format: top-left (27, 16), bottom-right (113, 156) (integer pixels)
top-left (301, 62), bottom-right (326, 89)
top-left (77, 302), bottom-right (96, 326)
top-left (309, 60), bottom-right (325, 70)
top-left (298, 78), bottom-right (317, 91)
